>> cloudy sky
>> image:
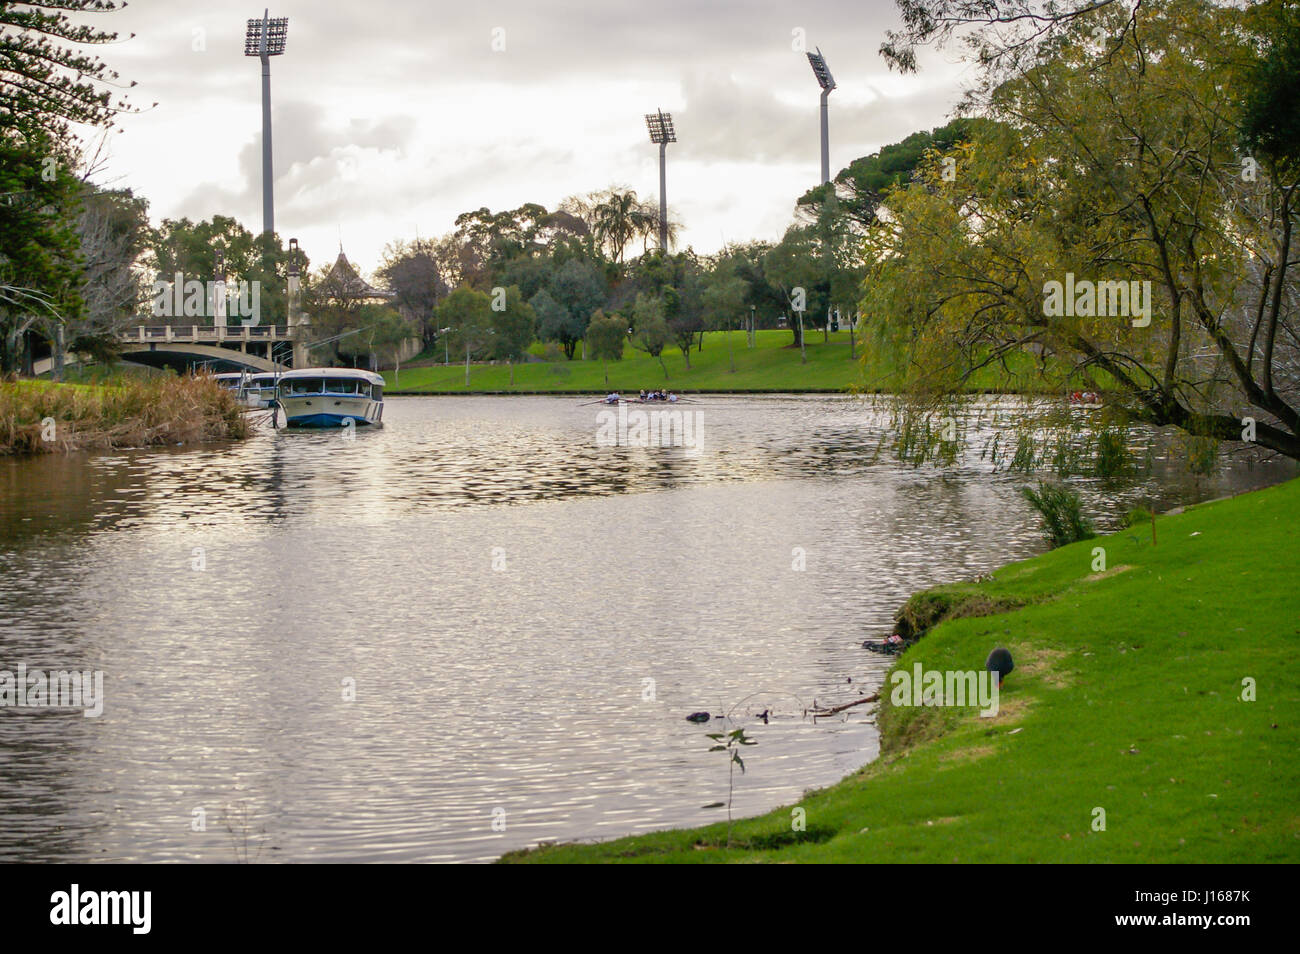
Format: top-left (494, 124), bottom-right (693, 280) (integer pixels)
top-left (94, 0), bottom-right (975, 277)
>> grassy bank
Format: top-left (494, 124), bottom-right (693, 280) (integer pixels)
top-left (1, 374), bottom-right (248, 455)
top-left (385, 329), bottom-right (1092, 394)
top-left (503, 478), bottom-right (1300, 863)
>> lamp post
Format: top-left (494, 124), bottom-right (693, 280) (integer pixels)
top-left (213, 247), bottom-right (227, 330)
top-left (806, 47), bottom-right (836, 185)
top-left (749, 304), bottom-right (756, 348)
top-left (244, 10), bottom-right (288, 240)
top-left (644, 109), bottom-right (676, 251)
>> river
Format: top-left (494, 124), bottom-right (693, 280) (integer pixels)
top-left (0, 395), bottom-right (1286, 861)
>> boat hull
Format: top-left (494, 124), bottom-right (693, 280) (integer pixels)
top-left (280, 395), bottom-right (383, 428)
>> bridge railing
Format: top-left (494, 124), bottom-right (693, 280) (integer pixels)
top-left (121, 325), bottom-right (293, 343)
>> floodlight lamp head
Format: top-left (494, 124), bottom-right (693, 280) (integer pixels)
top-left (645, 109), bottom-right (676, 145)
top-left (245, 11), bottom-right (289, 57)
top-left (807, 47), bottom-right (836, 91)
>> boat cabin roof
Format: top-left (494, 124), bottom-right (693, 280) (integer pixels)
top-left (277, 368), bottom-right (385, 386)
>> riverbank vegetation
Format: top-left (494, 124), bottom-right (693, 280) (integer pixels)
top-left (502, 477), bottom-right (1300, 863)
top-left (0, 374), bottom-right (247, 455)
top-left (382, 329), bottom-right (1104, 394)
top-left (862, 0), bottom-right (1300, 463)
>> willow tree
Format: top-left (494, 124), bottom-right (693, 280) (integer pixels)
top-left (862, 0), bottom-right (1300, 462)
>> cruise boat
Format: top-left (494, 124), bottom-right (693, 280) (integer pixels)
top-left (276, 368), bottom-right (385, 428)
top-left (213, 371), bottom-right (279, 409)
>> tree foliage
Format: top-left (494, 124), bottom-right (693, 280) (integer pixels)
top-left (864, 0), bottom-right (1300, 460)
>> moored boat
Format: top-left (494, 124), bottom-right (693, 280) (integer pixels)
top-left (213, 371), bottom-right (279, 409)
top-left (276, 368), bottom-right (385, 428)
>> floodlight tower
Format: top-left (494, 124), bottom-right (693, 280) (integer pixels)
top-left (245, 10), bottom-right (289, 239)
top-left (806, 47), bottom-right (836, 185)
top-left (645, 109), bottom-right (676, 251)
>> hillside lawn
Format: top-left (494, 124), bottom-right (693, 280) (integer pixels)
top-left (384, 329), bottom-right (1101, 394)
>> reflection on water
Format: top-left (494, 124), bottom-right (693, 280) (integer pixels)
top-left (0, 395), bottom-right (1287, 861)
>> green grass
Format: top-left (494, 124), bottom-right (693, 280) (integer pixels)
top-left (385, 330), bottom-right (1082, 394)
top-left (502, 478), bottom-right (1300, 863)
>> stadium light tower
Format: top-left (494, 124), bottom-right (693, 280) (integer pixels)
top-left (806, 47), bottom-right (836, 185)
top-left (645, 109), bottom-right (676, 251)
top-left (245, 10), bottom-right (289, 239)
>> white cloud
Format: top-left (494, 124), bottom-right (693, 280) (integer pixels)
top-left (90, 0), bottom-right (972, 273)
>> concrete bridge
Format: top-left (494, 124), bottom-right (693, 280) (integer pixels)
top-left (33, 324), bottom-right (296, 376)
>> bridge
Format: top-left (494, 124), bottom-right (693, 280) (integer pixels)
top-left (33, 325), bottom-right (297, 376)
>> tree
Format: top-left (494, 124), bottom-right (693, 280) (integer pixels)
top-left (663, 285), bottom-right (702, 369)
top-left (529, 288), bottom-right (573, 358)
top-left (586, 309), bottom-right (628, 386)
top-left (880, 0), bottom-right (1136, 74)
top-left (763, 226), bottom-right (826, 354)
top-left (300, 259), bottom-right (368, 365)
top-left (1, 1), bottom-right (138, 144)
top-left (702, 265), bottom-right (749, 372)
top-left (0, 132), bottom-right (84, 373)
top-left (591, 188), bottom-right (644, 266)
top-left (863, 0), bottom-right (1300, 461)
top-left (379, 237), bottom-right (451, 348)
top-left (2, 1), bottom-right (138, 373)
top-left (489, 284), bottom-right (535, 365)
top-left (368, 309), bottom-right (416, 382)
top-left (147, 216), bottom-right (297, 326)
top-left (67, 186), bottom-right (151, 370)
top-left (437, 286), bottom-right (493, 386)
top-left (716, 241), bottom-right (785, 335)
top-left (796, 120), bottom-right (983, 228)
top-left (1239, 0), bottom-right (1300, 175)
top-left (629, 292), bottom-right (670, 378)
top-left (347, 303), bottom-right (413, 373)
top-left (546, 257), bottom-right (605, 358)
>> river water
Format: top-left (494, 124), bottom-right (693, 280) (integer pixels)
top-left (0, 395), bottom-right (1287, 862)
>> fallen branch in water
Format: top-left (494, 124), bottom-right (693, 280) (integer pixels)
top-left (811, 692), bottom-right (879, 716)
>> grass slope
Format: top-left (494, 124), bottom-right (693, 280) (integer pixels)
top-left (502, 478), bottom-right (1300, 863)
top-left (384, 330), bottom-right (1079, 394)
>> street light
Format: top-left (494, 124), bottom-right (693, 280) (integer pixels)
top-left (645, 109), bottom-right (676, 251)
top-left (806, 47), bottom-right (836, 185)
top-left (245, 10), bottom-right (289, 240)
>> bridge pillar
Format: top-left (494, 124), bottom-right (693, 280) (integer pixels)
top-left (287, 237), bottom-right (310, 369)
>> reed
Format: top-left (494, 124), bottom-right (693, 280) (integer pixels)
top-left (0, 374), bottom-right (249, 455)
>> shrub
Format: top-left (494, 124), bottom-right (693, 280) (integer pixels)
top-left (1020, 481), bottom-right (1095, 548)
top-left (1094, 426), bottom-right (1131, 480)
top-left (1121, 505), bottom-right (1154, 528)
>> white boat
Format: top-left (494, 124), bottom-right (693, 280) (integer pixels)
top-left (276, 368), bottom-right (385, 428)
top-left (213, 371), bottom-right (279, 409)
